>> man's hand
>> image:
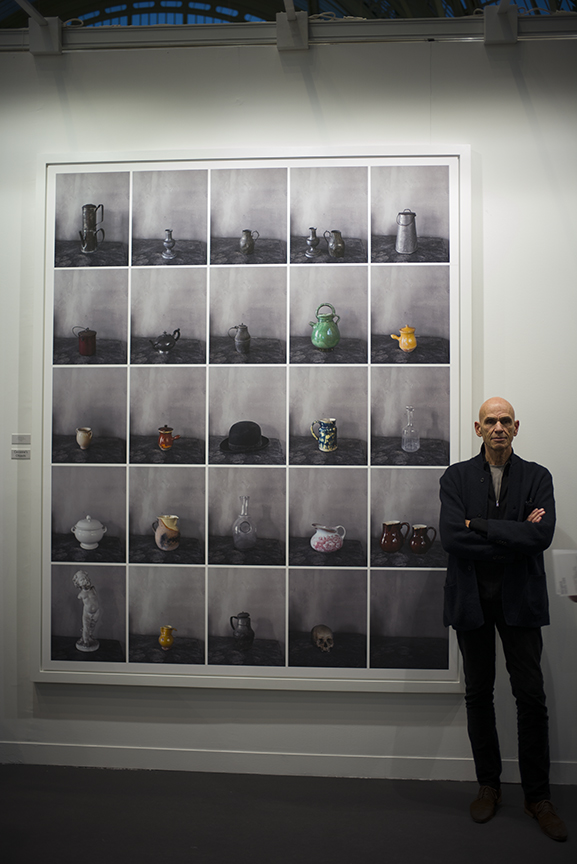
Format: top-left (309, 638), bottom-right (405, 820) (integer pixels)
top-left (465, 519), bottom-right (470, 528)
top-left (526, 508), bottom-right (545, 523)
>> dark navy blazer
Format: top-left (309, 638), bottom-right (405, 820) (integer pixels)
top-left (439, 448), bottom-right (555, 630)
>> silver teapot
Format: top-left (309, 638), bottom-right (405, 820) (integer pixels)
top-left (149, 328), bottom-right (180, 353)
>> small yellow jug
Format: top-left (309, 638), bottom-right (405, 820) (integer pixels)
top-left (391, 325), bottom-right (417, 353)
top-left (158, 625), bottom-right (177, 651)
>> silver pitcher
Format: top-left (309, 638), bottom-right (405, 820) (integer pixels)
top-left (395, 209), bottom-right (417, 254)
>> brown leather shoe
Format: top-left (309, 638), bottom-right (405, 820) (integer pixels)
top-left (470, 786), bottom-right (502, 823)
top-left (524, 799), bottom-right (568, 841)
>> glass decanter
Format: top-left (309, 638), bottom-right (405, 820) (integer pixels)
top-left (401, 405), bottom-right (420, 452)
top-left (232, 496), bottom-right (257, 550)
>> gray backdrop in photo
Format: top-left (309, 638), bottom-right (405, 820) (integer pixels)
top-left (53, 269), bottom-right (128, 340)
top-left (132, 170), bottom-right (208, 241)
top-left (208, 466), bottom-right (285, 541)
top-left (208, 366), bottom-right (286, 450)
top-left (131, 269), bottom-right (207, 341)
top-left (290, 166), bottom-right (368, 244)
top-left (289, 467), bottom-right (367, 546)
top-left (209, 267), bottom-right (287, 340)
top-left (290, 266), bottom-right (368, 340)
top-left (210, 168), bottom-right (287, 240)
top-left (55, 172), bottom-right (129, 242)
top-left (370, 570), bottom-right (446, 639)
top-left (371, 165), bottom-right (449, 239)
top-left (289, 366), bottom-right (368, 440)
top-left (129, 466), bottom-right (205, 540)
top-left (129, 566), bottom-right (205, 638)
top-left (52, 466), bottom-right (126, 539)
top-left (370, 467), bottom-right (445, 539)
top-left (289, 569), bottom-right (367, 634)
top-left (207, 568), bottom-right (285, 648)
top-left (51, 564), bottom-right (126, 641)
top-left (371, 367), bottom-right (449, 439)
top-left (52, 367), bottom-right (127, 437)
top-left (372, 266), bottom-right (449, 339)
top-left (129, 366), bottom-right (205, 438)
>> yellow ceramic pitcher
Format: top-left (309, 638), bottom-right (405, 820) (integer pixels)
top-left (391, 325), bottom-right (417, 353)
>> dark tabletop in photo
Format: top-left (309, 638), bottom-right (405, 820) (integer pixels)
top-left (208, 636), bottom-right (284, 666)
top-left (371, 335), bottom-right (449, 365)
top-left (55, 240), bottom-right (128, 267)
top-left (53, 338), bottom-right (127, 365)
top-left (209, 436), bottom-right (285, 465)
top-left (129, 535), bottom-right (205, 565)
top-left (371, 437), bottom-right (449, 467)
top-left (210, 237), bottom-right (287, 265)
top-left (289, 537), bottom-right (366, 567)
top-left (290, 236), bottom-right (368, 264)
top-left (52, 435), bottom-right (126, 464)
top-left (131, 337), bottom-right (206, 365)
top-left (129, 634), bottom-right (205, 664)
top-left (371, 235), bottom-right (449, 263)
top-left (370, 635), bottom-right (448, 670)
top-left (131, 238), bottom-right (207, 266)
top-left (51, 636), bottom-right (126, 662)
top-left (129, 436), bottom-right (205, 464)
top-left (290, 337), bottom-right (368, 365)
top-left (290, 436), bottom-right (367, 466)
top-left (208, 535), bottom-right (286, 566)
top-left (52, 533), bottom-right (125, 563)
top-left (371, 539), bottom-right (448, 569)
top-left (289, 631), bottom-right (367, 668)
top-left (209, 336), bottom-right (286, 365)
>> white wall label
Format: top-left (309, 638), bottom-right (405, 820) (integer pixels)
top-left (12, 433), bottom-right (31, 445)
top-left (11, 448), bottom-right (31, 460)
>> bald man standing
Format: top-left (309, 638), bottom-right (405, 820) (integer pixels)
top-left (439, 398), bottom-right (567, 841)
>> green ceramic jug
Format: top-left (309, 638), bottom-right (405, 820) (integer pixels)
top-left (309, 303), bottom-right (341, 351)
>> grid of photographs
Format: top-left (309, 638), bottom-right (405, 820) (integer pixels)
top-left (44, 155), bottom-right (462, 689)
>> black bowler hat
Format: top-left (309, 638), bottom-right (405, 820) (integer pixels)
top-left (219, 421), bottom-right (270, 452)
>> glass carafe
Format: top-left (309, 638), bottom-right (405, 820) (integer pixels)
top-left (232, 496), bottom-right (257, 550)
top-left (401, 405), bottom-right (420, 452)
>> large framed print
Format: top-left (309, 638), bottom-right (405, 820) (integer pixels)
top-left (39, 148), bottom-right (471, 692)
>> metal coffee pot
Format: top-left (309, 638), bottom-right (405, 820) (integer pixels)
top-left (240, 229), bottom-right (259, 255)
top-left (149, 329), bottom-right (180, 353)
top-left (230, 611), bottom-right (255, 650)
top-left (79, 203), bottom-right (105, 254)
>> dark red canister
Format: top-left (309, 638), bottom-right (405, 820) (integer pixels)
top-left (72, 325), bottom-right (97, 356)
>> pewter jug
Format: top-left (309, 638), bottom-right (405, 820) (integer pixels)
top-left (395, 209), bottom-right (418, 254)
top-left (79, 203), bottom-right (105, 254)
top-left (230, 611), bottom-right (255, 650)
top-left (228, 322), bottom-right (251, 354)
top-left (240, 229), bottom-right (259, 255)
top-left (323, 229), bottom-right (345, 258)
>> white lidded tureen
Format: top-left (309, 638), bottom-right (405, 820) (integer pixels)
top-left (71, 515), bottom-right (107, 550)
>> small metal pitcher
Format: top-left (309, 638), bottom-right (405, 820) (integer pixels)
top-left (79, 203), bottom-right (105, 253)
top-left (395, 209), bottom-right (418, 254)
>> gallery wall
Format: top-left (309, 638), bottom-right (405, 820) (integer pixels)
top-left (1, 32), bottom-right (576, 782)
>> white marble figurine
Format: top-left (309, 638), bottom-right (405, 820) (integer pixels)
top-left (73, 569), bottom-right (100, 652)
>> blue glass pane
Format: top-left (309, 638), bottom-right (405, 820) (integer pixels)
top-left (244, 15), bottom-right (265, 22)
top-left (78, 10), bottom-right (100, 20)
top-left (133, 2), bottom-right (154, 6)
top-left (105, 5), bottom-right (127, 12)
top-left (189, 2), bottom-right (211, 8)
top-left (187, 14), bottom-right (220, 22)
top-left (216, 6), bottom-right (238, 15)
top-left (160, 1), bottom-right (183, 6)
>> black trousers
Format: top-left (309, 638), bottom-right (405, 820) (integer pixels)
top-left (456, 594), bottom-right (550, 802)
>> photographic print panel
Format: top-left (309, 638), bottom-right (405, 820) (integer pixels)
top-left (51, 564), bottom-right (127, 662)
top-left (289, 569), bottom-right (367, 668)
top-left (132, 169), bottom-right (208, 265)
top-left (129, 566), bottom-right (205, 664)
top-left (370, 570), bottom-right (448, 669)
top-left (130, 268), bottom-right (207, 364)
top-left (43, 152), bottom-right (466, 690)
top-left (207, 567), bottom-right (286, 666)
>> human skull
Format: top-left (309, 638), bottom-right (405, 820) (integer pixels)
top-left (311, 624), bottom-right (334, 653)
